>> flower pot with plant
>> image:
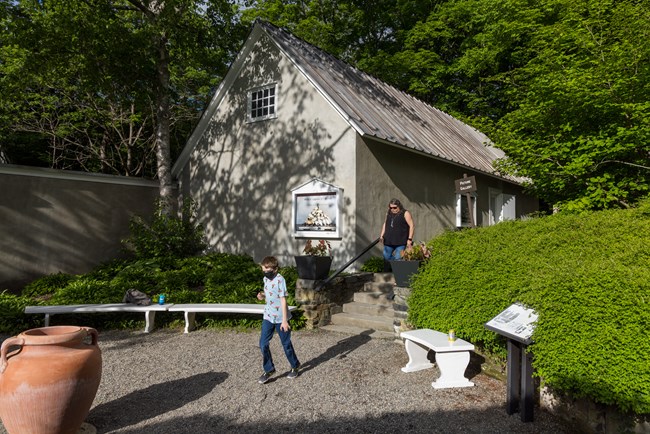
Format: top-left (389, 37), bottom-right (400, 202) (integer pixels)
top-left (294, 239), bottom-right (333, 280)
top-left (390, 241), bottom-right (431, 287)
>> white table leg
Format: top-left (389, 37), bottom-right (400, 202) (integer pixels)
top-left (432, 350), bottom-right (474, 389)
top-left (184, 311), bottom-right (196, 334)
top-left (401, 338), bottom-right (435, 372)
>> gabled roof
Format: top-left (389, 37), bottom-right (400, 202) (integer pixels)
top-left (173, 21), bottom-right (515, 182)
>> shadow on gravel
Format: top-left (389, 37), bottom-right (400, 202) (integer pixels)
top-left (87, 371), bottom-right (227, 433)
top-left (102, 408), bottom-right (571, 434)
top-left (298, 329), bottom-right (373, 375)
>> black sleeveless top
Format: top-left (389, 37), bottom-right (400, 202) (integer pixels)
top-left (383, 211), bottom-right (409, 246)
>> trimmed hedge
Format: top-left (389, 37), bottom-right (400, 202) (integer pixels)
top-left (408, 199), bottom-right (650, 414)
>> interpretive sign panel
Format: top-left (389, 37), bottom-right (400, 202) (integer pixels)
top-left (291, 179), bottom-right (342, 239)
top-left (485, 303), bottom-right (538, 344)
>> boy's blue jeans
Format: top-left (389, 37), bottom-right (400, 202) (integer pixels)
top-left (260, 319), bottom-right (300, 373)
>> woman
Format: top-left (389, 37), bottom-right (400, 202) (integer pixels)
top-left (379, 198), bottom-right (415, 271)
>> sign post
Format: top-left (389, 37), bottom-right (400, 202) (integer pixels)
top-left (454, 174), bottom-right (477, 227)
top-left (485, 303), bottom-right (538, 422)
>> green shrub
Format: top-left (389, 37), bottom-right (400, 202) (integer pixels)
top-left (22, 272), bottom-right (75, 298)
top-left (409, 203), bottom-right (650, 414)
top-left (360, 256), bottom-right (384, 273)
top-left (122, 198), bottom-right (206, 260)
top-left (0, 291), bottom-right (41, 334)
top-left (10, 252), bottom-right (305, 336)
top-left (49, 278), bottom-right (122, 304)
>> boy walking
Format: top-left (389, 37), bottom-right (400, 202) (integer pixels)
top-left (257, 256), bottom-right (300, 384)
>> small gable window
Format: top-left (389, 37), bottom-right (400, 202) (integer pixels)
top-left (248, 84), bottom-right (277, 122)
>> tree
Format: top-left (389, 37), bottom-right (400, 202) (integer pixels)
top-left (373, 0), bottom-right (649, 211)
top-left (0, 0), bottom-right (247, 213)
top-left (242, 0), bottom-right (438, 64)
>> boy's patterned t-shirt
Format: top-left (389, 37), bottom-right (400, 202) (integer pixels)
top-left (263, 273), bottom-right (292, 323)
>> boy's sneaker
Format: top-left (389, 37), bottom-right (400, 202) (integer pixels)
top-left (287, 365), bottom-right (300, 379)
top-left (258, 370), bottom-right (275, 384)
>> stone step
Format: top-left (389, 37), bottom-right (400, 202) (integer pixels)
top-left (371, 272), bottom-right (395, 284)
top-left (320, 324), bottom-right (396, 340)
top-left (362, 280), bottom-right (395, 293)
top-left (353, 291), bottom-right (394, 306)
top-left (329, 312), bottom-right (394, 332)
top-left (343, 301), bottom-right (395, 318)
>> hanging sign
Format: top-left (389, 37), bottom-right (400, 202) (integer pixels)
top-left (291, 178), bottom-right (342, 239)
top-left (455, 175), bottom-right (477, 194)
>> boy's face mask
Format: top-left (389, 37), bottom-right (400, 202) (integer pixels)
top-left (263, 270), bottom-right (276, 279)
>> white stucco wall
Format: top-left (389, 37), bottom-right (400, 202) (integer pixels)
top-left (181, 32), bottom-right (357, 268)
top-left (176, 27), bottom-right (539, 270)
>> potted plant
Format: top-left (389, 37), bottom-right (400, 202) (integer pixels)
top-left (390, 241), bottom-right (431, 287)
top-left (294, 239), bottom-right (333, 280)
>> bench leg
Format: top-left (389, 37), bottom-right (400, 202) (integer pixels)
top-left (144, 311), bottom-right (156, 333)
top-left (184, 312), bottom-right (196, 334)
top-left (44, 314), bottom-right (51, 327)
top-left (432, 350), bottom-right (474, 389)
top-left (401, 338), bottom-right (435, 373)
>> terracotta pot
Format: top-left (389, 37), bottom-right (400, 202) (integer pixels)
top-left (0, 326), bottom-right (102, 434)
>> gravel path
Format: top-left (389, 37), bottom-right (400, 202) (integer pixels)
top-left (1, 328), bottom-right (573, 434)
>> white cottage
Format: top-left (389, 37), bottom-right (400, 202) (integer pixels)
top-left (172, 21), bottom-right (538, 268)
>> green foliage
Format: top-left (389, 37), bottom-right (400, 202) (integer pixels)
top-left (122, 199), bottom-right (207, 260)
top-left (376, 0), bottom-right (650, 211)
top-left (49, 278), bottom-right (123, 305)
top-left (21, 272), bottom-right (75, 298)
top-left (409, 205), bottom-right (650, 413)
top-left (0, 0), bottom-right (246, 176)
top-left (360, 256), bottom-right (384, 273)
top-left (2, 251), bottom-right (306, 332)
top-left (0, 291), bottom-right (41, 334)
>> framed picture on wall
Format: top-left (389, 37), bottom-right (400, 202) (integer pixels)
top-left (291, 179), bottom-right (342, 239)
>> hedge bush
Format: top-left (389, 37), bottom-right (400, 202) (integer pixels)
top-left (408, 198), bottom-right (650, 414)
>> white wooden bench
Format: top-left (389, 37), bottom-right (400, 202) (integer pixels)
top-left (400, 328), bottom-right (475, 389)
top-left (168, 303), bottom-right (298, 333)
top-left (24, 303), bottom-right (174, 333)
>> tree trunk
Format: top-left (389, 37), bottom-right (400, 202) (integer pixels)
top-left (155, 33), bottom-right (174, 216)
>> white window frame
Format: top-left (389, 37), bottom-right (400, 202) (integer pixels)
top-left (247, 83), bottom-right (277, 122)
top-left (489, 188), bottom-right (516, 225)
top-left (456, 193), bottom-right (477, 228)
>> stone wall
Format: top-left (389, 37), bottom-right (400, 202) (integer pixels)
top-left (391, 286), bottom-right (412, 336)
top-left (540, 387), bottom-right (650, 434)
top-left (294, 273), bottom-right (374, 329)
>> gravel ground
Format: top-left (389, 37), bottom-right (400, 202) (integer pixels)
top-left (1, 328), bottom-right (574, 434)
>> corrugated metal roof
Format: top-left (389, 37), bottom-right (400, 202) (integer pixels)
top-left (260, 21), bottom-right (516, 181)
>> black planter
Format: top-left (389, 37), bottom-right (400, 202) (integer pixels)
top-left (294, 256), bottom-right (333, 280)
top-left (390, 260), bottom-right (422, 287)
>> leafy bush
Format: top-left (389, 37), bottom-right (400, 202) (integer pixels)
top-left (49, 278), bottom-right (122, 305)
top-left (360, 256), bottom-right (384, 273)
top-left (122, 198), bottom-right (206, 260)
top-left (408, 201), bottom-right (650, 414)
top-left (0, 291), bottom-right (41, 334)
top-left (22, 272), bottom-right (74, 298)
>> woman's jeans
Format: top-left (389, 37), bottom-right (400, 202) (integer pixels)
top-left (383, 245), bottom-right (405, 261)
top-left (260, 319), bottom-right (300, 373)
